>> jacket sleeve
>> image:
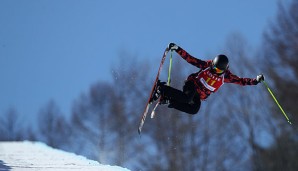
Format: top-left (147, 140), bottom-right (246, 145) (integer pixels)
top-left (175, 47), bottom-right (209, 68)
top-left (224, 70), bottom-right (258, 85)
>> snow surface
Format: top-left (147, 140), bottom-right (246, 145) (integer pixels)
top-left (0, 141), bottom-right (130, 171)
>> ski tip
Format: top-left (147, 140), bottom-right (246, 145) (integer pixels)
top-left (138, 128), bottom-right (142, 135)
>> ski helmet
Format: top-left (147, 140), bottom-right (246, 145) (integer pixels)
top-left (212, 54), bottom-right (229, 72)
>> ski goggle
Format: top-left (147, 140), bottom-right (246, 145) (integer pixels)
top-left (213, 66), bottom-right (225, 74)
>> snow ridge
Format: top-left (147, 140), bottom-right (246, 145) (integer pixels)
top-left (0, 141), bottom-right (130, 171)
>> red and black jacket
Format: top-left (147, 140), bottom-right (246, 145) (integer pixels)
top-left (175, 47), bottom-right (258, 100)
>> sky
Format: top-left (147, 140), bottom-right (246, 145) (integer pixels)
top-left (0, 0), bottom-right (277, 120)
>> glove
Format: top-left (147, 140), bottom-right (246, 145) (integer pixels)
top-left (168, 43), bottom-right (178, 51)
top-left (256, 74), bottom-right (265, 83)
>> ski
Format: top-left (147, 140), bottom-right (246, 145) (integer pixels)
top-left (138, 47), bottom-right (169, 134)
top-left (151, 51), bottom-right (173, 119)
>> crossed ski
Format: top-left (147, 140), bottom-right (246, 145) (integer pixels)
top-left (138, 47), bottom-right (169, 134)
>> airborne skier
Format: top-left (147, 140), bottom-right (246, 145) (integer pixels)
top-left (153, 43), bottom-right (265, 115)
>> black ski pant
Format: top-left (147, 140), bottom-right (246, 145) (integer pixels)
top-left (162, 80), bottom-right (201, 115)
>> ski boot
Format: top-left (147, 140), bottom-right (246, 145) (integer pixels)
top-left (150, 80), bottom-right (166, 103)
top-left (159, 95), bottom-right (170, 105)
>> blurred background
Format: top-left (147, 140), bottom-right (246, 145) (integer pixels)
top-left (0, 0), bottom-right (297, 170)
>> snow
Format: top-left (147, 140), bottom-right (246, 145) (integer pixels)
top-left (0, 141), bottom-right (131, 171)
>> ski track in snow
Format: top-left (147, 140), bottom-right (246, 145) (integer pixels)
top-left (0, 141), bottom-right (130, 171)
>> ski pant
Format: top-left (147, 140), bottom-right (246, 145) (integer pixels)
top-left (162, 80), bottom-right (201, 115)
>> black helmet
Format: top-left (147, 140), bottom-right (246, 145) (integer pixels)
top-left (212, 54), bottom-right (229, 70)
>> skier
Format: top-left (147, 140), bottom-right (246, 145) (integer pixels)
top-left (153, 43), bottom-right (265, 115)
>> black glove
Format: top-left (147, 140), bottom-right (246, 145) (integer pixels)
top-left (256, 74), bottom-right (265, 83)
top-left (168, 43), bottom-right (178, 51)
